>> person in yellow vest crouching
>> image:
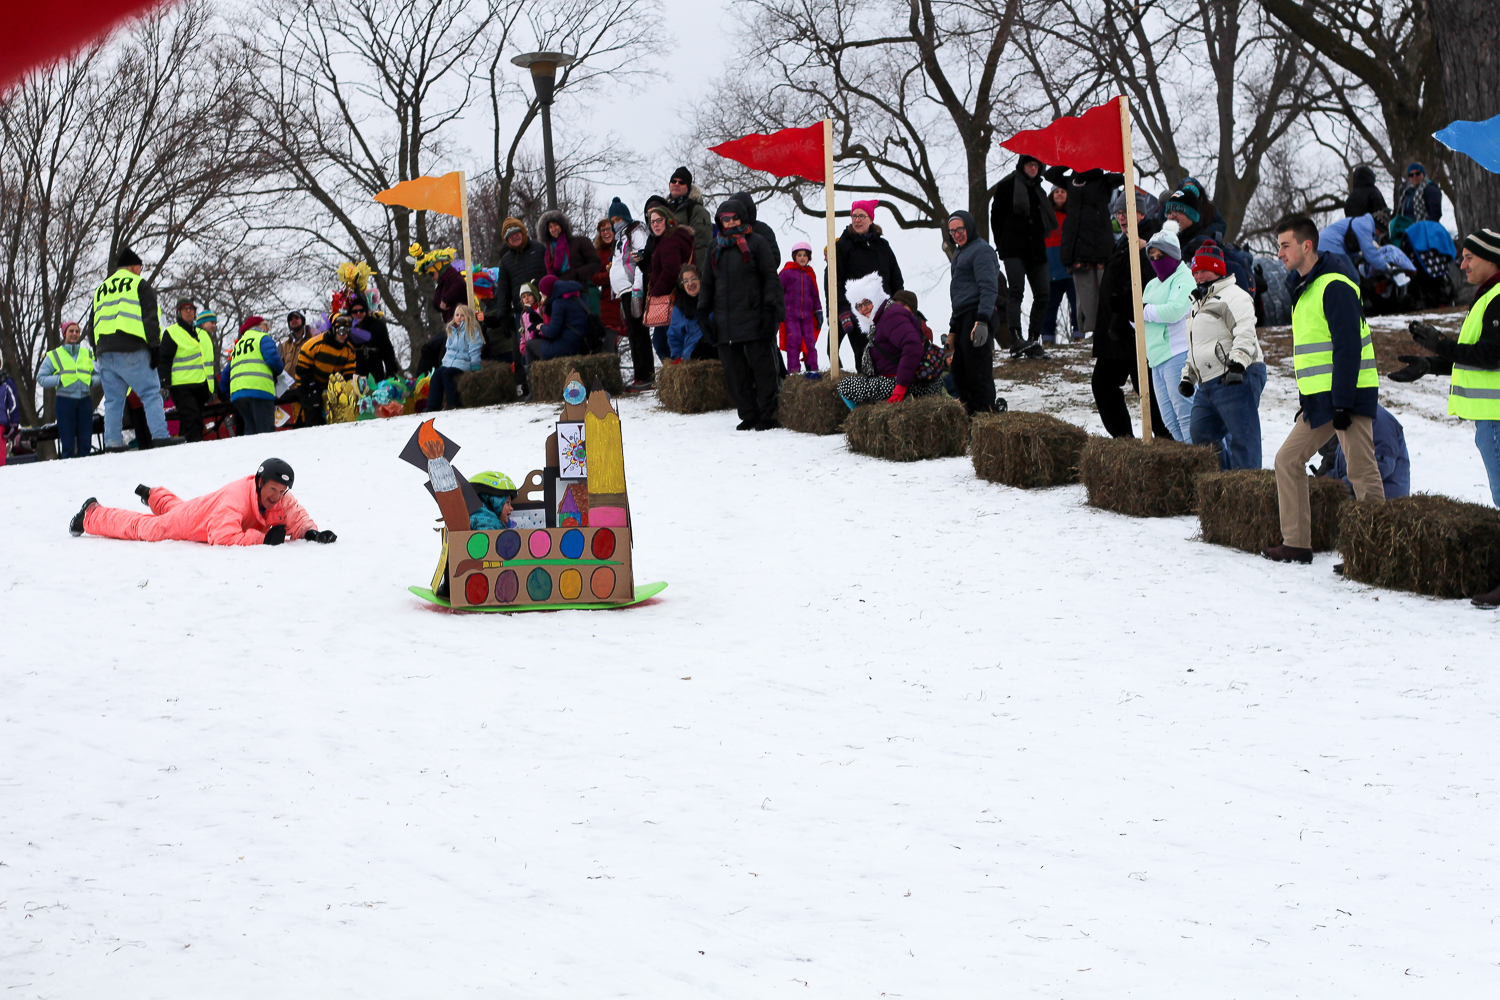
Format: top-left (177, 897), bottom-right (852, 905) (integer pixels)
top-left (216, 316), bottom-right (284, 435)
top-left (159, 297), bottom-right (217, 443)
top-left (1265, 215), bottom-right (1385, 564)
top-left (1388, 228), bottom-right (1500, 605)
top-left (37, 320), bottom-right (100, 458)
top-left (83, 246), bottom-right (184, 451)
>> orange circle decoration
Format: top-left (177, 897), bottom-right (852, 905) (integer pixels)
top-left (559, 568), bottom-right (582, 600)
top-left (591, 528), bottom-right (616, 560)
top-left (590, 566), bottom-right (616, 600)
top-left (464, 573), bottom-right (489, 605)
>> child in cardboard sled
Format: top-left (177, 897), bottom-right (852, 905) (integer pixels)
top-left (69, 458), bottom-right (336, 547)
top-left (467, 471), bottom-right (516, 529)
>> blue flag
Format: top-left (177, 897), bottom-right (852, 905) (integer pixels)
top-left (1435, 112), bottom-right (1500, 174)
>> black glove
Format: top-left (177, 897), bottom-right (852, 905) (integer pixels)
top-left (1332, 408), bottom-right (1353, 431)
top-left (149, 347), bottom-right (160, 370)
top-left (814, 310), bottom-right (824, 329)
top-left (263, 524), bottom-right (286, 546)
top-left (1388, 355), bottom-right (1431, 383)
top-left (304, 529), bottom-right (337, 544)
top-left (1409, 320), bottom-right (1444, 352)
top-left (1178, 378), bottom-right (1194, 398)
top-left (1225, 361), bottom-right (1245, 385)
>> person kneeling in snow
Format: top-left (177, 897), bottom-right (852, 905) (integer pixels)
top-left (69, 457), bottom-right (336, 546)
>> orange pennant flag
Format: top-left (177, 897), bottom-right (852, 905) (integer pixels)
top-left (374, 172), bottom-right (463, 218)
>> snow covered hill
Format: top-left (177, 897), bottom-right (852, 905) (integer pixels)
top-left (2, 375), bottom-right (1497, 997)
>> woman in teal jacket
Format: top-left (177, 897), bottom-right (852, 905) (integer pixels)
top-left (1142, 222), bottom-right (1196, 441)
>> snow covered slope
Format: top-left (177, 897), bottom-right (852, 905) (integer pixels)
top-left (2, 386), bottom-right (1496, 998)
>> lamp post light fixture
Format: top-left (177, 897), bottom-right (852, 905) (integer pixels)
top-left (511, 51), bottom-right (576, 211)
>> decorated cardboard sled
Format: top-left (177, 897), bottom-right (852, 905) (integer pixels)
top-left (405, 370), bottom-right (665, 612)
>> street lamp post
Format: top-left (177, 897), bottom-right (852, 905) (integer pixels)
top-left (511, 51), bottom-right (576, 211)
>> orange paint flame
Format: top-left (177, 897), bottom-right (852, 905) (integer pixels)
top-left (418, 418), bottom-right (444, 459)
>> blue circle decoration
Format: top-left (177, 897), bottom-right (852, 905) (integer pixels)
top-left (559, 528), bottom-right (585, 559)
top-left (526, 566), bottom-right (553, 601)
top-left (563, 380), bottom-right (587, 405)
top-left (496, 529), bottom-right (521, 560)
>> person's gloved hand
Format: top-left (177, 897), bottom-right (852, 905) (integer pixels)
top-left (887, 384), bottom-right (907, 404)
top-left (839, 312), bottom-right (856, 337)
top-left (263, 524), bottom-right (286, 546)
top-left (1178, 378), bottom-right (1194, 398)
top-left (814, 310), bottom-right (824, 329)
top-left (1225, 361), bottom-right (1245, 385)
top-left (304, 529), bottom-right (337, 544)
top-left (1388, 355), bottom-right (1431, 382)
top-left (149, 347), bottom-right (160, 370)
top-left (972, 320), bottom-right (989, 347)
top-left (1410, 320), bottom-right (1444, 352)
top-left (1332, 407), bottom-right (1353, 431)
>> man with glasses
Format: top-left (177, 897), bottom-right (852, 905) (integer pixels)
top-left (946, 211), bottom-right (1003, 414)
top-left (667, 166), bottom-right (714, 269)
top-left (347, 294), bottom-right (400, 381)
top-left (1397, 163), bottom-right (1442, 224)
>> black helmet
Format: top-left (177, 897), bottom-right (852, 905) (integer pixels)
top-left (255, 457), bottom-right (295, 490)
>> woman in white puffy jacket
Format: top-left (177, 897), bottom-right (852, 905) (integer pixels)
top-left (1178, 243), bottom-right (1267, 470)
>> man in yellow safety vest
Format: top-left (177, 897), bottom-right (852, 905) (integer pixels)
top-left (1265, 215), bottom-right (1385, 564)
top-left (1388, 227), bottom-right (1500, 604)
top-left (160, 297), bottom-right (217, 442)
top-left (84, 246), bottom-right (183, 450)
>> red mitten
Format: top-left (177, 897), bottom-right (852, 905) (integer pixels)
top-left (887, 384), bottom-right (907, 403)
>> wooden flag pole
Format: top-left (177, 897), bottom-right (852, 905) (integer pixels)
top-left (458, 170), bottom-right (479, 321)
top-left (824, 117), bottom-right (840, 379)
top-left (1118, 98), bottom-right (1151, 443)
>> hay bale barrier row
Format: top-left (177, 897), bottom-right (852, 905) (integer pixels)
top-left (1197, 470), bottom-right (1349, 553)
top-left (655, 360), bottom-right (735, 414)
top-left (971, 412), bottom-right (1088, 489)
top-left (779, 373), bottom-right (848, 435)
top-left (456, 360), bottom-right (517, 408)
top-left (1079, 436), bottom-right (1219, 517)
top-left (844, 395), bottom-right (970, 462)
top-left (529, 353), bottom-right (623, 403)
top-left (1339, 495), bottom-right (1500, 598)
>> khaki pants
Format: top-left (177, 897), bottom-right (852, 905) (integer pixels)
top-left (1274, 413), bottom-right (1384, 548)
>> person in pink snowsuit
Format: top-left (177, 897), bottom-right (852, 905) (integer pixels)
top-left (778, 242), bottom-right (823, 374)
top-left (70, 457), bottom-right (336, 547)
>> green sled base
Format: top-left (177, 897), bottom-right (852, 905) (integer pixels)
top-left (409, 581), bottom-right (668, 613)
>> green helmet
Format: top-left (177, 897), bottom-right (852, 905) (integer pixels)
top-left (469, 470), bottom-right (516, 497)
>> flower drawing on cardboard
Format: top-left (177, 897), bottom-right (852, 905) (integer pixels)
top-left (558, 421), bottom-right (586, 478)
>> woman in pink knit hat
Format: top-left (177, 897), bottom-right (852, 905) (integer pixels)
top-left (833, 199), bottom-right (903, 369)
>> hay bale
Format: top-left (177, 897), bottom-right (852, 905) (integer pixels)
top-left (655, 360), bottom-right (734, 413)
top-left (1338, 494), bottom-right (1500, 598)
top-left (1196, 469), bottom-right (1348, 552)
top-left (456, 360), bottom-right (516, 408)
top-left (529, 353), bottom-right (623, 403)
top-left (1079, 436), bottom-right (1219, 517)
top-left (844, 395), bottom-right (970, 462)
top-left (779, 373), bottom-right (847, 435)
top-left (970, 412), bottom-right (1088, 488)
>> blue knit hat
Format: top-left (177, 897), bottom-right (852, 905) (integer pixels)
top-left (1407, 162), bottom-right (1426, 176)
top-left (608, 197), bottom-right (632, 223)
top-left (195, 309), bottom-right (217, 328)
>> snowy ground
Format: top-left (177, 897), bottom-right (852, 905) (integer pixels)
top-left (3, 357), bottom-right (1498, 998)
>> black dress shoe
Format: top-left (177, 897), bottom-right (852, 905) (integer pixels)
top-left (735, 420), bottom-right (755, 431)
top-left (1261, 544), bottom-right (1313, 564)
top-left (754, 418), bottom-right (779, 431)
top-left (1471, 583), bottom-right (1500, 608)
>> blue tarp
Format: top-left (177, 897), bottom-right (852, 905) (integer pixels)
top-left (1404, 220), bottom-right (1455, 259)
top-left (1435, 112), bottom-right (1500, 174)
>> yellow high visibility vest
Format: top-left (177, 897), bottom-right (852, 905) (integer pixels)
top-left (1448, 282), bottom-right (1500, 420)
top-left (46, 343), bottom-right (94, 390)
top-left (1291, 271), bottom-right (1377, 396)
top-left (229, 332), bottom-right (274, 397)
top-left (91, 269), bottom-right (152, 342)
top-left (165, 322), bottom-right (214, 386)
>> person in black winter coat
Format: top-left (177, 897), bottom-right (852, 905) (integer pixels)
top-left (495, 217), bottom-right (547, 335)
top-left (347, 292), bottom-right (401, 380)
top-left (731, 190), bottom-right (781, 262)
top-left (1092, 187), bottom-right (1170, 439)
top-left (1344, 165), bottom-right (1388, 218)
top-left (1044, 165), bottom-right (1123, 337)
top-left (991, 154), bottom-right (1057, 355)
top-left (536, 209), bottom-right (603, 289)
top-left (834, 200), bottom-right (904, 368)
top-left (699, 198), bottom-right (785, 430)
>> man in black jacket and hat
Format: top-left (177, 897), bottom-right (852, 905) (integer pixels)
top-left (699, 198), bottom-right (785, 431)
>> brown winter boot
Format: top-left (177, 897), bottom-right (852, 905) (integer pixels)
top-left (1261, 544), bottom-right (1313, 564)
top-left (1470, 582), bottom-right (1500, 608)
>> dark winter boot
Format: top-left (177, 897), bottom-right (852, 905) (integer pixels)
top-left (1261, 544), bottom-right (1313, 564)
top-left (1008, 327), bottom-right (1027, 359)
top-left (70, 498), bottom-right (97, 537)
top-left (135, 484), bottom-right (152, 508)
top-left (1471, 582), bottom-right (1500, 608)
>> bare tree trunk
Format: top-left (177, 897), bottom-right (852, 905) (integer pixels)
top-left (1429, 0), bottom-right (1500, 236)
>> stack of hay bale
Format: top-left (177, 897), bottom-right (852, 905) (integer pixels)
top-left (456, 360), bottom-right (517, 408)
top-left (1339, 496), bottom-right (1500, 597)
top-left (1196, 469), bottom-right (1348, 552)
top-left (655, 360), bottom-right (734, 414)
top-left (780, 375), bottom-right (848, 435)
top-left (1078, 437), bottom-right (1219, 516)
top-left (970, 412), bottom-right (1088, 488)
top-left (529, 354), bottom-right (623, 402)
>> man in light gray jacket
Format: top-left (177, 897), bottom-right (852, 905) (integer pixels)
top-left (1178, 243), bottom-right (1266, 469)
top-left (947, 210), bottom-right (1004, 414)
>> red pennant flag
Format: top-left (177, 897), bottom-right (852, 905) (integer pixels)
top-left (709, 123), bottom-right (825, 183)
top-left (1000, 97), bottom-right (1125, 173)
top-left (2, 0), bottom-right (171, 93)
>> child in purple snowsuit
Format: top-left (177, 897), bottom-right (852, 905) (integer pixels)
top-left (778, 242), bottom-right (823, 373)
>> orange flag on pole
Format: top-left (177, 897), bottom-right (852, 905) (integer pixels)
top-left (374, 172), bottom-right (464, 217)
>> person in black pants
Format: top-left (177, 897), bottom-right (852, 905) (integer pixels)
top-left (699, 199), bottom-right (785, 430)
top-left (1092, 189), bottom-right (1170, 438)
top-left (945, 211), bottom-right (1003, 414)
top-left (992, 154), bottom-right (1055, 358)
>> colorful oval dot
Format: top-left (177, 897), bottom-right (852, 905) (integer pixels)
top-left (495, 569), bottom-right (518, 603)
top-left (465, 532), bottom-right (489, 559)
top-left (559, 568), bottom-right (582, 600)
top-left (560, 528), bottom-right (585, 559)
top-left (496, 530), bottom-right (521, 560)
top-left (590, 566), bottom-right (616, 600)
top-left (527, 567), bottom-right (553, 601)
top-left (463, 573), bottom-right (488, 605)
top-left (528, 530), bottom-right (552, 558)
top-left (591, 528), bottom-right (616, 560)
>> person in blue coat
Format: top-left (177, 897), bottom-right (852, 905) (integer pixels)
top-left (1327, 403), bottom-right (1410, 499)
top-left (524, 277), bottom-right (589, 362)
top-left (217, 316), bottom-right (284, 435)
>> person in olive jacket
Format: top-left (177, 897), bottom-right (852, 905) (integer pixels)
top-left (699, 198), bottom-right (785, 431)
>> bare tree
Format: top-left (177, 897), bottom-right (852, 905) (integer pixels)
top-left (1428, 0), bottom-right (1500, 236)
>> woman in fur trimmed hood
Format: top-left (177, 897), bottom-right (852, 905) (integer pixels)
top-left (835, 270), bottom-right (942, 406)
top-left (536, 209), bottom-right (603, 290)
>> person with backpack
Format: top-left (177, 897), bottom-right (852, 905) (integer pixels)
top-left (835, 271), bottom-right (943, 405)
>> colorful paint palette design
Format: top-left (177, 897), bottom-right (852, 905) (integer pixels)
top-left (445, 526), bottom-right (634, 609)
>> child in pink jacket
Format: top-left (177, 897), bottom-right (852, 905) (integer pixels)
top-left (70, 458), bottom-right (336, 546)
top-left (778, 242), bottom-right (823, 374)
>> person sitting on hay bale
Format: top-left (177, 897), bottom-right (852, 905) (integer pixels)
top-left (836, 271), bottom-right (944, 408)
top-left (1322, 403), bottom-right (1409, 500)
top-left (525, 276), bottom-right (589, 364)
top-left (667, 264), bottom-right (707, 364)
